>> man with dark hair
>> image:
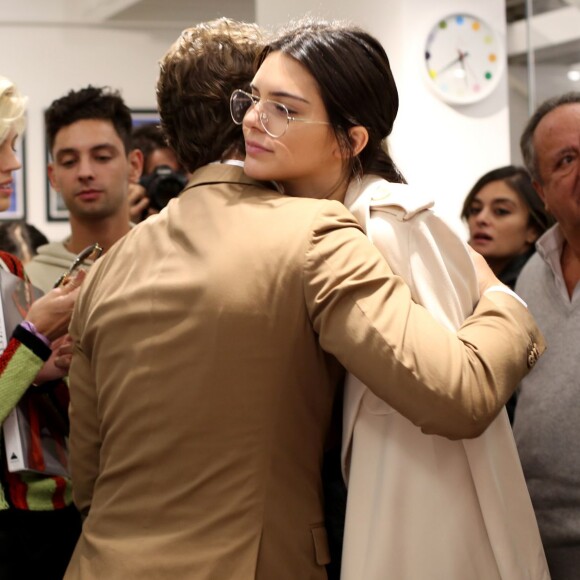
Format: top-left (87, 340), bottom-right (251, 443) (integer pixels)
top-left (514, 92), bottom-right (580, 579)
top-left (65, 18), bottom-right (543, 580)
top-left (25, 86), bottom-right (142, 291)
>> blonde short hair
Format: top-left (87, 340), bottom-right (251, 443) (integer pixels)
top-left (0, 76), bottom-right (27, 145)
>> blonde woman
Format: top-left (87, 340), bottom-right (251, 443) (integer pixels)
top-left (0, 76), bottom-right (83, 580)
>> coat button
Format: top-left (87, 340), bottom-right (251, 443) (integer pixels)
top-left (527, 342), bottom-right (539, 368)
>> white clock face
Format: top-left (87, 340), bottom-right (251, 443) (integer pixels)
top-left (425, 14), bottom-right (504, 105)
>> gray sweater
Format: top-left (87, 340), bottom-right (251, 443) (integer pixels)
top-left (514, 229), bottom-right (580, 578)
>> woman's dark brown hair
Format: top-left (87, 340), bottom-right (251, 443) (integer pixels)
top-left (258, 20), bottom-right (405, 185)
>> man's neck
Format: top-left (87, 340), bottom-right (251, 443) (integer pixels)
top-left (560, 231), bottom-right (580, 298)
top-left (66, 214), bottom-right (131, 255)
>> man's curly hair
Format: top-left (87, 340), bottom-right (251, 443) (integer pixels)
top-left (157, 18), bottom-right (264, 173)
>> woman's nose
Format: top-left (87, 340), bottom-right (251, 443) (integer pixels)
top-left (243, 102), bottom-right (264, 132)
top-left (475, 208), bottom-right (491, 224)
top-left (243, 102), bottom-right (256, 122)
top-left (0, 145), bottom-right (21, 174)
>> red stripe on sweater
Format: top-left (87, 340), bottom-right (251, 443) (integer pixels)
top-left (0, 251), bottom-right (25, 278)
top-left (52, 476), bottom-right (67, 509)
top-left (0, 339), bottom-right (21, 375)
top-left (5, 471), bottom-right (30, 510)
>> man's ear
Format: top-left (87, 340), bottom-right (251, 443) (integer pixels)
top-left (532, 178), bottom-right (549, 212)
top-left (128, 148), bottom-right (144, 184)
top-left (47, 163), bottom-right (58, 191)
top-left (348, 126), bottom-right (369, 157)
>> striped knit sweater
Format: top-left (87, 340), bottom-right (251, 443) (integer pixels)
top-left (0, 250), bottom-right (73, 511)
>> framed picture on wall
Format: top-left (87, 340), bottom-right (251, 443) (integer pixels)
top-left (131, 109), bottom-right (160, 128)
top-left (1, 137), bottom-right (27, 221)
top-left (45, 172), bottom-right (68, 222)
top-left (45, 108), bottom-right (160, 222)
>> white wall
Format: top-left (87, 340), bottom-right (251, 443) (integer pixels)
top-left (256, 0), bottom-right (510, 238)
top-left (0, 23), bottom-right (181, 240)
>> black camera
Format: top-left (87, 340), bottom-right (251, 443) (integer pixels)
top-left (139, 165), bottom-right (188, 211)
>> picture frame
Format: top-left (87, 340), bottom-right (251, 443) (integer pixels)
top-left (131, 109), bottom-right (160, 129)
top-left (45, 108), bottom-right (160, 222)
top-left (45, 170), bottom-right (68, 222)
top-left (0, 136), bottom-right (27, 221)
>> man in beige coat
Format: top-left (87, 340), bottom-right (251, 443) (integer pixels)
top-left (65, 19), bottom-right (545, 580)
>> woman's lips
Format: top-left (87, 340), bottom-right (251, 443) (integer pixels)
top-left (245, 140), bottom-right (270, 155)
top-left (472, 232), bottom-right (493, 242)
top-left (0, 181), bottom-right (13, 197)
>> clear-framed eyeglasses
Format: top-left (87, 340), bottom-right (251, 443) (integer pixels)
top-left (53, 242), bottom-right (103, 288)
top-left (230, 89), bottom-right (330, 139)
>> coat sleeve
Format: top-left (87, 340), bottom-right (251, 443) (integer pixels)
top-left (67, 319), bottom-right (99, 517)
top-left (303, 204), bottom-right (543, 440)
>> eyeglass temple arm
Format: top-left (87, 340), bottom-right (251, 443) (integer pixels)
top-left (53, 243), bottom-right (103, 288)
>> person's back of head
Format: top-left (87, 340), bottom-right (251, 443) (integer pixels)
top-left (45, 86), bottom-right (133, 156)
top-left (260, 19), bottom-right (404, 184)
top-left (0, 221), bottom-right (48, 264)
top-left (157, 18), bottom-right (264, 174)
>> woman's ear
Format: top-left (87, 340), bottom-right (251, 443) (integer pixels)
top-left (348, 126), bottom-right (369, 157)
top-left (525, 225), bottom-right (540, 245)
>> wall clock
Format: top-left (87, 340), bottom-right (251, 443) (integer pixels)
top-left (424, 13), bottom-right (505, 105)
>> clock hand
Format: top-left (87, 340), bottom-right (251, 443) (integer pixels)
top-left (459, 56), bottom-right (469, 86)
top-left (463, 55), bottom-right (478, 84)
top-left (435, 50), bottom-right (470, 76)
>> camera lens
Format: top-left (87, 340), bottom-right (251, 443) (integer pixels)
top-left (140, 165), bottom-right (187, 211)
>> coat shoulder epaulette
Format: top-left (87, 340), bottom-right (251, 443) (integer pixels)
top-left (365, 181), bottom-right (434, 221)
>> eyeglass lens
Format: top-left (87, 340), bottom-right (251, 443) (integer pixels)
top-left (231, 91), bottom-right (289, 138)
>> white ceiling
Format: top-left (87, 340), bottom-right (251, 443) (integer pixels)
top-left (3, 0), bottom-right (580, 72)
top-left (0, 0), bottom-right (255, 27)
top-left (111, 0), bottom-right (255, 26)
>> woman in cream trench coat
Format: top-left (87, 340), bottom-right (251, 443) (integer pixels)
top-left (340, 176), bottom-right (549, 580)
top-left (238, 19), bottom-right (550, 580)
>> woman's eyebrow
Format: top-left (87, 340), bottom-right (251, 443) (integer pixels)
top-left (269, 91), bottom-right (310, 104)
top-left (251, 83), bottom-right (310, 105)
top-left (491, 198), bottom-right (518, 207)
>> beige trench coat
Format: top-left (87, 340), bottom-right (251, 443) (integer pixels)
top-left (341, 176), bottom-right (550, 580)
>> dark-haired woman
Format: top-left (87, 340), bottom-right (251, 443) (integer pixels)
top-left (232, 20), bottom-right (549, 580)
top-left (463, 165), bottom-right (554, 289)
top-left (463, 166), bottom-right (554, 424)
